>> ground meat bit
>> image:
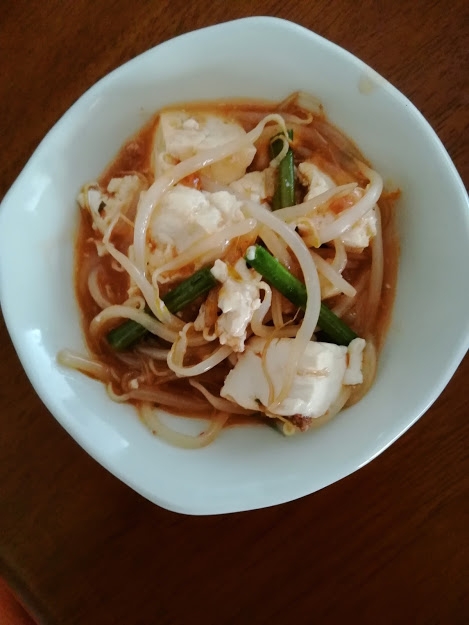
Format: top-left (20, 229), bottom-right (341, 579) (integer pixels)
top-left (287, 414), bottom-right (313, 432)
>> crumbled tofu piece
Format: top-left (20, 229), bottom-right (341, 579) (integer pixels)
top-left (229, 170), bottom-right (270, 203)
top-left (298, 161), bottom-right (335, 200)
top-left (154, 111), bottom-right (256, 183)
top-left (182, 118), bottom-right (199, 130)
top-left (221, 336), bottom-right (366, 418)
top-left (148, 185), bottom-right (244, 269)
top-left (340, 207), bottom-right (377, 250)
top-left (205, 259), bottom-right (262, 352)
top-left (344, 338), bottom-right (366, 385)
top-left (297, 161), bottom-right (377, 249)
top-left (84, 187), bottom-right (103, 214)
top-left (77, 175), bottom-right (145, 234)
top-left (210, 258), bottom-right (229, 282)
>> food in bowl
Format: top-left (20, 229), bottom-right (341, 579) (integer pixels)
top-left (58, 92), bottom-right (399, 447)
top-left (1, 16), bottom-right (467, 513)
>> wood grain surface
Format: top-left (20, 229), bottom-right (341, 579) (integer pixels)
top-left (1, 1), bottom-right (468, 624)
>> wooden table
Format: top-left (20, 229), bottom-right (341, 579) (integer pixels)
top-left (1, 2), bottom-right (468, 624)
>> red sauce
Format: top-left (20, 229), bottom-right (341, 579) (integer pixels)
top-left (73, 97), bottom-right (400, 427)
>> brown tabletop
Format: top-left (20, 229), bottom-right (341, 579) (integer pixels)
top-left (1, 1), bottom-right (468, 624)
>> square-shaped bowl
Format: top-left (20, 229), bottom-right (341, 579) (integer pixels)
top-left (1, 17), bottom-right (468, 515)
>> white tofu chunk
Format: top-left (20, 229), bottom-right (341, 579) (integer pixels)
top-left (154, 111), bottom-right (256, 183)
top-left (221, 336), bottom-right (367, 418)
top-left (229, 170), bottom-right (269, 203)
top-left (298, 161), bottom-right (336, 200)
top-left (207, 259), bottom-right (262, 352)
top-left (340, 207), bottom-right (377, 250)
top-left (344, 337), bottom-right (366, 385)
top-left (147, 185), bottom-right (244, 269)
top-left (297, 161), bottom-right (377, 249)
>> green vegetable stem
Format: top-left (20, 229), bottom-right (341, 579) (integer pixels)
top-left (245, 244), bottom-right (358, 346)
top-left (107, 267), bottom-right (217, 351)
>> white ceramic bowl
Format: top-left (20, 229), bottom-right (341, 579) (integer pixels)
top-left (1, 17), bottom-right (468, 515)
